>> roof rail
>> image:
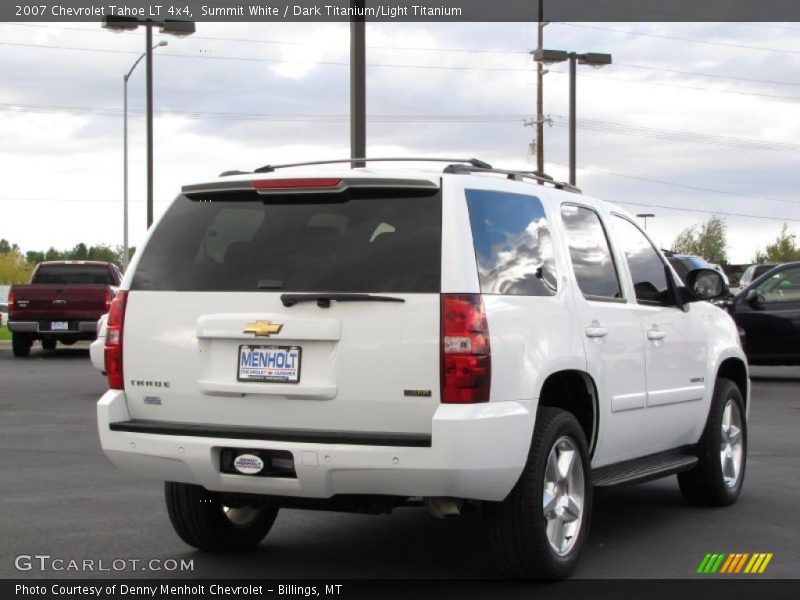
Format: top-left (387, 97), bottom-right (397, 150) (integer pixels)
top-left (443, 164), bottom-right (581, 193)
top-left (221, 157), bottom-right (579, 193)
top-left (252, 157), bottom-right (492, 174)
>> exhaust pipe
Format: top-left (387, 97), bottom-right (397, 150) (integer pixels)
top-left (424, 497), bottom-right (463, 519)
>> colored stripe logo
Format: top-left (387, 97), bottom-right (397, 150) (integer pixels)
top-left (697, 553), bottom-right (773, 574)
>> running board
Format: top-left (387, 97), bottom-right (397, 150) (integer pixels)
top-left (592, 447), bottom-right (698, 488)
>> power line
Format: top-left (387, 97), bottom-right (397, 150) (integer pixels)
top-left (548, 115), bottom-right (800, 153)
top-left (4, 101), bottom-right (800, 154)
top-left (554, 23), bottom-right (800, 56)
top-left (613, 62), bottom-right (800, 88)
top-left (0, 40), bottom-right (535, 72)
top-left (9, 100), bottom-right (800, 152)
top-left (0, 22), bottom-right (529, 55)
top-left (613, 200), bottom-right (800, 223)
top-left (546, 163), bottom-right (800, 221)
top-left (548, 161), bottom-right (800, 206)
top-left (5, 22), bottom-right (800, 91)
top-left (546, 68), bottom-right (800, 102)
top-left (4, 39), bottom-right (800, 103)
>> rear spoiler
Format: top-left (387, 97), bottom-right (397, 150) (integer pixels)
top-left (182, 177), bottom-right (439, 197)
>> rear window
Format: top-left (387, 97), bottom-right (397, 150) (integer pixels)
top-left (754, 264), bottom-right (776, 279)
top-left (33, 264), bottom-right (113, 285)
top-left (131, 189), bottom-right (442, 292)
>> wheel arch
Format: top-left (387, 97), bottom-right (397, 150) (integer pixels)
top-left (537, 369), bottom-right (598, 457)
top-left (716, 356), bottom-right (749, 411)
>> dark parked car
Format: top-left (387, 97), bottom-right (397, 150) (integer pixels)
top-left (729, 261), bottom-right (800, 365)
top-left (738, 263), bottom-right (778, 288)
top-left (663, 251), bottom-right (729, 285)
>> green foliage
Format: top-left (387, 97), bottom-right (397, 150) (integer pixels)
top-left (671, 216), bottom-right (728, 265)
top-left (0, 249), bottom-right (34, 284)
top-left (754, 224), bottom-right (800, 263)
top-left (0, 239), bottom-right (20, 254)
top-left (4, 240), bottom-right (132, 272)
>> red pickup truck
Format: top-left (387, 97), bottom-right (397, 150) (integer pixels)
top-left (7, 261), bottom-right (122, 357)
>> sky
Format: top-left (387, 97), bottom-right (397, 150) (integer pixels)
top-left (1, 20), bottom-right (799, 264)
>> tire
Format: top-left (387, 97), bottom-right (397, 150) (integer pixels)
top-left (60, 339), bottom-right (76, 346)
top-left (678, 378), bottom-right (747, 506)
top-left (12, 333), bottom-right (32, 357)
top-left (485, 407), bottom-right (593, 579)
top-left (165, 482), bottom-right (279, 552)
top-left (42, 339), bottom-right (56, 351)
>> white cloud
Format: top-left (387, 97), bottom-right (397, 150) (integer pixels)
top-left (0, 21), bottom-right (799, 264)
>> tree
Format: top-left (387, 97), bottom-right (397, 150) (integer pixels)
top-left (0, 250), bottom-right (33, 284)
top-left (44, 247), bottom-right (62, 261)
top-left (0, 239), bottom-right (19, 254)
top-left (25, 250), bottom-right (45, 265)
top-left (754, 223), bottom-right (800, 263)
top-left (671, 216), bottom-right (728, 265)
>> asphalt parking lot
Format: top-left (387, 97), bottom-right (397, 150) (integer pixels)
top-left (1, 345), bottom-right (798, 580)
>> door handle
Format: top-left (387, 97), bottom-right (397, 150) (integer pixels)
top-left (585, 325), bottom-right (609, 338)
top-left (647, 329), bottom-right (666, 341)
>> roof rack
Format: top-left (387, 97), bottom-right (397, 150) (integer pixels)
top-left (251, 157), bottom-right (493, 174)
top-left (443, 164), bottom-right (581, 193)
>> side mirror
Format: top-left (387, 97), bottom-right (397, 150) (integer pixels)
top-left (685, 268), bottom-right (728, 301)
top-left (744, 288), bottom-right (760, 305)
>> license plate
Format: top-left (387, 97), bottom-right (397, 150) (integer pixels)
top-left (238, 345), bottom-right (301, 383)
top-left (51, 321), bottom-right (69, 331)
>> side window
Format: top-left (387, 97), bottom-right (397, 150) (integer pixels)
top-left (612, 215), bottom-right (674, 306)
top-left (560, 204), bottom-right (622, 301)
top-left (465, 189), bottom-right (558, 296)
top-left (756, 267), bottom-right (800, 303)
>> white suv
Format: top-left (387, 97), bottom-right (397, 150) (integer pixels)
top-left (97, 158), bottom-right (748, 579)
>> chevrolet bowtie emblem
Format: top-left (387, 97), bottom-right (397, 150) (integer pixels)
top-left (243, 321), bottom-right (283, 337)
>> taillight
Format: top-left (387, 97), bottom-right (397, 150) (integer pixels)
top-left (105, 291), bottom-right (128, 390)
top-left (8, 288), bottom-right (14, 307)
top-left (104, 288), bottom-right (115, 312)
top-left (441, 294), bottom-right (491, 403)
top-left (252, 178), bottom-right (342, 190)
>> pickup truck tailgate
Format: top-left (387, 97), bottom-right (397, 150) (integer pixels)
top-left (11, 284), bottom-right (110, 320)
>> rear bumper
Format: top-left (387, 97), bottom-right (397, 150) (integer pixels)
top-left (97, 390), bottom-right (535, 502)
top-left (8, 320), bottom-right (97, 335)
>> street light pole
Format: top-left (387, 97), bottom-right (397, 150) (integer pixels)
top-left (103, 16), bottom-right (195, 237)
top-left (636, 213), bottom-right (655, 230)
top-left (533, 49), bottom-right (611, 187)
top-left (122, 41), bottom-right (167, 272)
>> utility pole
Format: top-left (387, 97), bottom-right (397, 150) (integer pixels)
top-left (350, 0), bottom-right (366, 168)
top-left (145, 22), bottom-right (154, 228)
top-left (535, 0), bottom-right (545, 177)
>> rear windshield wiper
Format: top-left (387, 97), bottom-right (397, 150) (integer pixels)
top-left (280, 293), bottom-right (406, 308)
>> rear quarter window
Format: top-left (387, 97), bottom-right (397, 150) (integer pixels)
top-left (131, 189), bottom-right (442, 293)
top-left (465, 189), bottom-right (558, 296)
